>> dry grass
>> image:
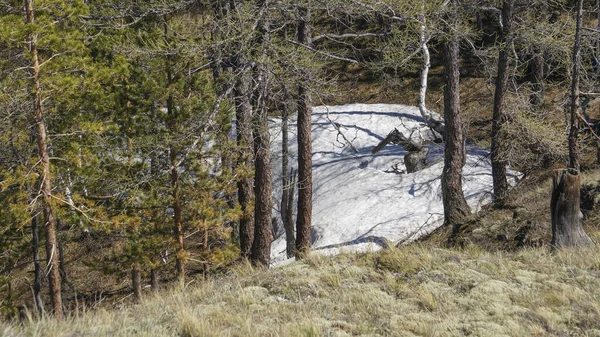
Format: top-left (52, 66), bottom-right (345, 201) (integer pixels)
top-left (3, 239), bottom-right (600, 337)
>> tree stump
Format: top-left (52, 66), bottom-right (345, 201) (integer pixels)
top-left (405, 147), bottom-right (428, 173)
top-left (372, 128), bottom-right (429, 173)
top-left (550, 169), bottom-right (594, 248)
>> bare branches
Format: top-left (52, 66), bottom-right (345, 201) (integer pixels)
top-left (311, 32), bottom-right (386, 43)
top-left (286, 39), bottom-right (358, 63)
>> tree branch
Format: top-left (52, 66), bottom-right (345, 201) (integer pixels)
top-left (286, 39), bottom-right (358, 64)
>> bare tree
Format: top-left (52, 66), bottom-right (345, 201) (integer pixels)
top-left (490, 0), bottom-right (514, 205)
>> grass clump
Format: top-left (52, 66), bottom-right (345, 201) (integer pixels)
top-left (3, 241), bottom-right (600, 336)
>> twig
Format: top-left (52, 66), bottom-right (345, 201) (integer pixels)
top-left (286, 39), bottom-right (359, 64)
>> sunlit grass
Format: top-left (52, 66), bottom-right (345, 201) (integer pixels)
top-left (3, 240), bottom-right (600, 336)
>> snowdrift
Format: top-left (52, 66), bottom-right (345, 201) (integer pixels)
top-left (269, 103), bottom-right (519, 265)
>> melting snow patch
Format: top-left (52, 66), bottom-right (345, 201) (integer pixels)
top-left (269, 104), bottom-right (519, 266)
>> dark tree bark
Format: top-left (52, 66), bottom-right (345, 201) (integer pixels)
top-left (131, 263), bottom-right (142, 302)
top-left (569, 0), bottom-right (583, 171)
top-left (25, 0), bottom-right (63, 319)
top-left (530, 52), bottom-right (545, 108)
top-left (31, 214), bottom-right (44, 315)
top-left (490, 0), bottom-right (514, 205)
top-left (202, 226), bottom-right (209, 278)
top-left (162, 18), bottom-right (186, 287)
top-left (281, 87), bottom-right (296, 258)
top-left (250, 0), bottom-right (273, 267)
top-left (529, 1), bottom-right (548, 108)
top-left (170, 145), bottom-right (185, 287)
top-left (551, 169), bottom-right (593, 248)
top-left (57, 220), bottom-right (69, 292)
top-left (284, 168), bottom-right (297, 258)
top-left (295, 3), bottom-right (313, 260)
top-left (441, 34), bottom-right (470, 232)
top-left (234, 61), bottom-right (255, 259)
top-left (150, 269), bottom-right (159, 293)
top-left (251, 86), bottom-right (273, 267)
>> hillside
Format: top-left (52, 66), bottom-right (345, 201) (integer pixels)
top-left (3, 241), bottom-right (600, 337)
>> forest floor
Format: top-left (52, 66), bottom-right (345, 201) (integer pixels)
top-left (3, 237), bottom-right (600, 336)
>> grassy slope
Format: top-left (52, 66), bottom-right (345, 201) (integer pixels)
top-left (3, 238), bottom-right (600, 337)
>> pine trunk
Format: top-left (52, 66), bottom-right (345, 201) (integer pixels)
top-left (490, 0), bottom-right (514, 205)
top-left (530, 52), bottom-right (544, 107)
top-left (163, 18), bottom-right (186, 287)
top-left (295, 4), bottom-right (313, 260)
top-left (442, 35), bottom-right (471, 232)
top-left (234, 62), bottom-right (255, 259)
top-left (250, 0), bottom-right (273, 267)
top-left (31, 214), bottom-right (44, 315)
top-left (131, 263), bottom-right (142, 302)
top-left (150, 269), bottom-right (159, 292)
top-left (170, 147), bottom-right (185, 287)
top-left (281, 88), bottom-right (296, 258)
top-left (569, 0), bottom-right (583, 171)
top-left (551, 169), bottom-right (593, 248)
top-left (284, 169), bottom-right (296, 258)
top-left (251, 90), bottom-right (273, 267)
top-left (25, 0), bottom-right (63, 319)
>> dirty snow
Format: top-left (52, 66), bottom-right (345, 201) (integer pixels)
top-left (269, 103), bottom-right (519, 266)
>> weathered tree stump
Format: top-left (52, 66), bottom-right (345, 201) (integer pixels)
top-left (550, 169), bottom-right (594, 248)
top-left (372, 128), bottom-right (429, 173)
top-left (405, 147), bottom-right (428, 173)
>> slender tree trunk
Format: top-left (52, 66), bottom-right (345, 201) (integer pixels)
top-left (285, 169), bottom-right (297, 258)
top-left (31, 213), bottom-right (44, 315)
top-left (170, 145), bottom-right (185, 287)
top-left (251, 105), bottom-right (273, 267)
top-left (56, 220), bottom-right (69, 292)
top-left (596, 0), bottom-right (600, 76)
top-left (417, 1), bottom-right (444, 138)
top-left (250, 0), bottom-right (273, 267)
top-left (295, 3), bottom-right (313, 260)
top-left (530, 52), bottom-right (545, 107)
top-left (203, 226), bottom-right (209, 278)
top-left (551, 169), bottom-right (593, 248)
top-left (150, 269), bottom-right (159, 292)
top-left (281, 87), bottom-right (296, 258)
top-left (281, 90), bottom-right (289, 234)
top-left (417, 9), bottom-right (431, 122)
top-left (490, 0), bottom-right (514, 205)
top-left (235, 62), bottom-right (255, 259)
top-left (442, 34), bottom-right (471, 233)
top-left (25, 0), bottom-right (63, 319)
top-left (131, 263), bottom-right (142, 302)
top-left (529, 1), bottom-right (547, 108)
top-left (569, 0), bottom-right (583, 171)
top-left (164, 18), bottom-right (185, 287)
